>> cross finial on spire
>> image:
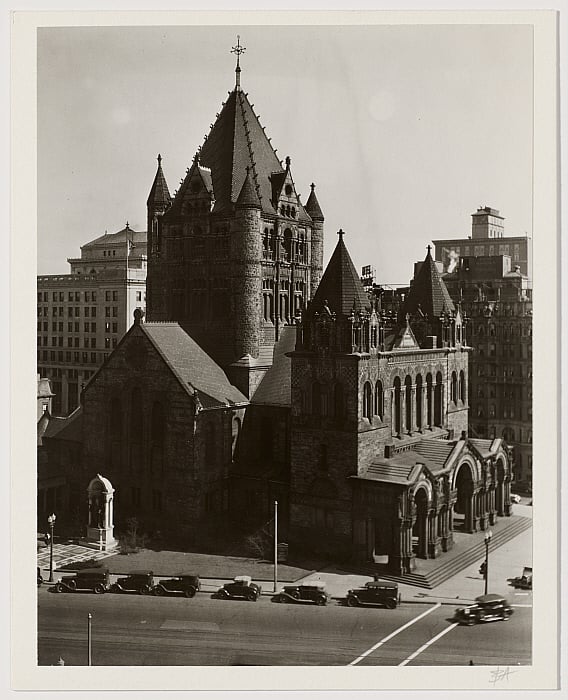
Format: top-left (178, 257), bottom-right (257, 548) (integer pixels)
top-left (427, 244), bottom-right (432, 255)
top-left (310, 183), bottom-right (315, 191)
top-left (337, 229), bottom-right (345, 240)
top-left (125, 221), bottom-right (130, 230)
top-left (157, 153), bottom-right (162, 165)
top-left (231, 35), bottom-right (246, 90)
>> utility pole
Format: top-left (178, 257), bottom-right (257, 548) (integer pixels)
top-left (274, 500), bottom-right (278, 593)
top-left (87, 613), bottom-right (92, 666)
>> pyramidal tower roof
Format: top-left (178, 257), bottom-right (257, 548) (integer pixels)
top-left (311, 230), bottom-right (370, 316)
top-left (147, 154), bottom-right (171, 207)
top-left (305, 183), bottom-right (324, 220)
top-left (236, 166), bottom-right (262, 209)
top-left (196, 78), bottom-right (284, 215)
top-left (404, 246), bottom-right (455, 318)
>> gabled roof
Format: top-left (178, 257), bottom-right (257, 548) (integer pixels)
top-left (141, 323), bottom-right (248, 408)
top-left (392, 320), bottom-right (419, 349)
top-left (251, 326), bottom-right (296, 406)
top-left (311, 233), bottom-right (370, 316)
top-left (39, 408), bottom-right (83, 445)
top-left (305, 183), bottom-right (324, 221)
top-left (196, 88), bottom-right (283, 215)
top-left (146, 154), bottom-right (171, 208)
top-left (405, 248), bottom-right (455, 318)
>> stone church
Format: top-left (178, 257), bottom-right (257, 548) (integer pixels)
top-left (53, 50), bottom-right (513, 573)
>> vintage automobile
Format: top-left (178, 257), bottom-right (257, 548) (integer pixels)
top-left (510, 493), bottom-right (522, 504)
top-left (509, 566), bottom-right (532, 590)
top-left (454, 594), bottom-right (514, 625)
top-left (37, 567), bottom-right (43, 587)
top-left (215, 575), bottom-right (262, 601)
top-left (153, 574), bottom-right (200, 598)
top-left (55, 567), bottom-right (111, 594)
top-left (346, 579), bottom-right (399, 609)
top-left (112, 570), bottom-right (155, 595)
top-left (275, 580), bottom-right (330, 606)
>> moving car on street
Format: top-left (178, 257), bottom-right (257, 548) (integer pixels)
top-left (275, 581), bottom-right (330, 606)
top-left (345, 579), bottom-right (399, 609)
top-left (454, 594), bottom-right (514, 625)
top-left (510, 493), bottom-right (522, 504)
top-left (153, 574), bottom-right (200, 598)
top-left (215, 575), bottom-right (262, 601)
top-left (55, 568), bottom-right (111, 594)
top-left (112, 570), bottom-right (155, 595)
top-left (509, 566), bottom-right (532, 590)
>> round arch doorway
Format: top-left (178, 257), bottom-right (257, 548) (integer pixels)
top-left (412, 487), bottom-right (429, 559)
top-left (454, 462), bottom-right (474, 532)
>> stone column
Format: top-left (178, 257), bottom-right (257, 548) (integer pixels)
top-left (464, 493), bottom-right (475, 533)
top-left (479, 490), bottom-right (487, 530)
top-left (488, 487), bottom-right (496, 525)
top-left (427, 510), bottom-right (439, 558)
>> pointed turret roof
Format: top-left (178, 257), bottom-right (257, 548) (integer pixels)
top-left (196, 88), bottom-right (284, 215)
top-left (305, 183), bottom-right (324, 221)
top-left (236, 167), bottom-right (261, 209)
top-left (404, 246), bottom-right (455, 318)
top-left (146, 154), bottom-right (171, 208)
top-left (311, 230), bottom-right (370, 316)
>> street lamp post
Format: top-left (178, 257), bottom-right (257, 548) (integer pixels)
top-left (47, 513), bottom-right (56, 583)
top-left (274, 500), bottom-right (278, 594)
top-left (484, 529), bottom-right (493, 595)
top-left (87, 613), bottom-right (92, 666)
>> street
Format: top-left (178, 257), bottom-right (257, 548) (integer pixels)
top-left (38, 586), bottom-right (531, 667)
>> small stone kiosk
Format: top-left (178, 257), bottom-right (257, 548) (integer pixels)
top-left (86, 474), bottom-right (116, 551)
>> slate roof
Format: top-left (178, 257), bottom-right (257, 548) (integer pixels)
top-left (360, 439), bottom-right (456, 484)
top-left (305, 184), bottom-right (324, 221)
top-left (236, 167), bottom-right (262, 209)
top-left (38, 408), bottom-right (83, 445)
top-left (197, 88), bottom-right (284, 215)
top-left (251, 326), bottom-right (296, 406)
top-left (468, 438), bottom-right (498, 458)
top-left (404, 248), bottom-right (455, 318)
top-left (146, 155), bottom-right (171, 208)
top-left (141, 323), bottom-right (247, 408)
top-left (37, 377), bottom-right (54, 398)
top-left (311, 234), bottom-right (371, 316)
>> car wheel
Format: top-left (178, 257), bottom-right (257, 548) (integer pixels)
top-left (386, 600), bottom-right (396, 609)
top-left (247, 591), bottom-right (257, 601)
top-left (55, 583), bottom-right (65, 593)
top-left (346, 596), bottom-right (358, 608)
top-left (316, 596), bottom-right (326, 606)
top-left (67, 580), bottom-right (77, 591)
top-left (184, 587), bottom-right (196, 598)
top-left (94, 584), bottom-right (105, 594)
top-left (154, 586), bottom-right (165, 596)
top-left (277, 594), bottom-right (286, 603)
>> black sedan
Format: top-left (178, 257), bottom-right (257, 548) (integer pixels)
top-left (153, 574), bottom-right (200, 598)
top-left (112, 570), bottom-right (155, 595)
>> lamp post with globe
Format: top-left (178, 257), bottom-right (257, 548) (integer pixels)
top-left (47, 513), bottom-right (56, 583)
top-left (483, 529), bottom-right (493, 595)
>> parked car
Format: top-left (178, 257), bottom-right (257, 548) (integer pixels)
top-left (509, 566), bottom-right (532, 590)
top-left (55, 568), bottom-right (111, 594)
top-left (153, 574), bottom-right (200, 598)
top-left (346, 579), bottom-right (399, 609)
top-left (454, 594), bottom-right (514, 625)
top-left (112, 570), bottom-right (154, 595)
top-left (510, 494), bottom-right (522, 504)
top-left (37, 567), bottom-right (43, 587)
top-left (216, 575), bottom-right (262, 601)
top-left (276, 581), bottom-right (330, 606)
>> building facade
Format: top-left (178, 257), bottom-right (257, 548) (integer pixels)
top-left (37, 225), bottom-right (147, 415)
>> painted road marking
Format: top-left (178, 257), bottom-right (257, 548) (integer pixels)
top-left (514, 592), bottom-right (530, 596)
top-left (398, 622), bottom-right (459, 666)
top-left (512, 604), bottom-right (532, 608)
top-left (348, 603), bottom-right (441, 666)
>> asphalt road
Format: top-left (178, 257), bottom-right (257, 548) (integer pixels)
top-left (38, 586), bottom-right (531, 667)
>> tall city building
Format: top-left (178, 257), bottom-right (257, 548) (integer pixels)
top-left (37, 224), bottom-right (147, 415)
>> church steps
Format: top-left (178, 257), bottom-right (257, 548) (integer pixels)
top-left (349, 516), bottom-right (531, 589)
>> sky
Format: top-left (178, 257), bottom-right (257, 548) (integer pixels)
top-left (37, 23), bottom-right (533, 286)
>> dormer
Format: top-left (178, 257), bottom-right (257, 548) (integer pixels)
top-left (168, 156), bottom-right (215, 219)
top-left (271, 156), bottom-right (300, 220)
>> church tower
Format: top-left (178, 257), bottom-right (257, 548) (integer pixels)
top-left (145, 39), bottom-right (324, 397)
top-left (289, 235), bottom-right (470, 561)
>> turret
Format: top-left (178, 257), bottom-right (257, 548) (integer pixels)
top-left (146, 153), bottom-right (171, 256)
top-left (305, 183), bottom-right (324, 297)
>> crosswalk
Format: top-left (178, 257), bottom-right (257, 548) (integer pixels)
top-left (37, 542), bottom-right (117, 571)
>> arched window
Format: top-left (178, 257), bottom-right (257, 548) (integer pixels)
top-left (333, 383), bottom-right (344, 419)
top-left (150, 401), bottom-right (164, 474)
top-left (312, 382), bottom-right (321, 415)
top-left (363, 382), bottom-right (372, 420)
top-left (434, 372), bottom-right (443, 427)
top-left (405, 375), bottom-right (413, 433)
top-left (459, 370), bottom-right (466, 403)
top-left (451, 371), bottom-right (458, 403)
top-left (129, 388), bottom-right (143, 471)
top-left (374, 381), bottom-right (384, 419)
top-left (393, 377), bottom-right (402, 435)
top-left (283, 229), bottom-right (292, 262)
top-left (205, 422), bottom-right (216, 464)
top-left (415, 374), bottom-right (423, 430)
top-left (426, 373), bottom-right (433, 428)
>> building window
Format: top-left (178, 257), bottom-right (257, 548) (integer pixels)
top-left (105, 338), bottom-right (111, 349)
top-left (136, 291), bottom-right (142, 302)
top-left (106, 291), bottom-right (111, 302)
top-left (363, 382), bottom-right (372, 420)
top-left (112, 291), bottom-right (118, 301)
top-left (105, 307), bottom-right (111, 318)
top-left (112, 307), bottom-right (118, 317)
top-left (374, 381), bottom-right (384, 419)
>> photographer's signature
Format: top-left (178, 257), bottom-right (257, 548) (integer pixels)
top-left (489, 666), bottom-right (518, 685)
